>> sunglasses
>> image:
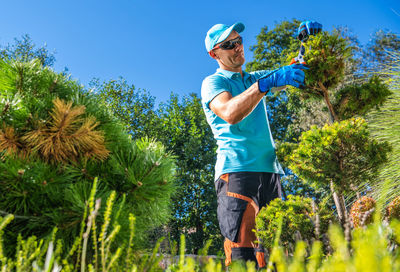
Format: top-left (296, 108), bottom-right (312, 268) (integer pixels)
top-left (213, 36), bottom-right (243, 50)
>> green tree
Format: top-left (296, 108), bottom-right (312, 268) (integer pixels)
top-left (246, 19), bottom-right (301, 71)
top-left (154, 94), bottom-right (220, 254)
top-left (248, 21), bottom-right (397, 218)
top-left (277, 118), bottom-right (390, 225)
top-left (362, 30), bottom-right (400, 72)
top-left (278, 27), bottom-right (392, 226)
top-left (0, 58), bottom-right (176, 255)
top-left (90, 77), bottom-right (158, 139)
top-left (0, 34), bottom-right (56, 67)
top-left (246, 19), bottom-right (326, 200)
top-left (92, 79), bottom-right (221, 254)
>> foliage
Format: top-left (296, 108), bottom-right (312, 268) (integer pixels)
top-left (363, 30), bottom-right (400, 72)
top-left (93, 78), bottom-right (220, 254)
top-left (263, 214), bottom-right (400, 272)
top-left (6, 97), bottom-right (110, 163)
top-left (291, 30), bottom-right (354, 95)
top-left (333, 76), bottom-right (392, 120)
top-left (276, 25), bottom-right (393, 229)
top-left (349, 196), bottom-right (376, 228)
top-left (387, 196), bottom-right (400, 222)
top-left (286, 30), bottom-right (391, 123)
top-left (366, 50), bottom-right (400, 204)
top-left (255, 195), bottom-right (334, 251)
top-left (154, 94), bottom-right (220, 254)
top-left (246, 19), bottom-right (301, 71)
top-left (0, 34), bottom-right (56, 67)
top-left (90, 77), bottom-right (158, 139)
top-left (3, 203), bottom-right (400, 271)
top-left (277, 118), bottom-right (390, 195)
top-left (0, 58), bottom-right (176, 254)
top-left (0, 178), bottom-right (165, 272)
top-left (245, 21), bottom-right (388, 204)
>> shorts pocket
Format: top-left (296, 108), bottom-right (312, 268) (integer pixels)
top-left (217, 195), bottom-right (248, 242)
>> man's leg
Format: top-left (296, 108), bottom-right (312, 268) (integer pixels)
top-left (215, 172), bottom-right (266, 268)
top-left (256, 172), bottom-right (284, 267)
top-left (257, 172), bottom-right (283, 210)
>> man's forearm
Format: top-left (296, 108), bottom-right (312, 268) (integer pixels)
top-left (210, 82), bottom-right (286, 124)
top-left (222, 82), bottom-right (265, 124)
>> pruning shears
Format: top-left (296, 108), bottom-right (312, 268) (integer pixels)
top-left (290, 21), bottom-right (322, 65)
top-left (289, 43), bottom-right (306, 65)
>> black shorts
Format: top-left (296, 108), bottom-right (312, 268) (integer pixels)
top-left (215, 172), bottom-right (283, 267)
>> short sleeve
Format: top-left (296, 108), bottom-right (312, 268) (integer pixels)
top-left (201, 75), bottom-right (231, 109)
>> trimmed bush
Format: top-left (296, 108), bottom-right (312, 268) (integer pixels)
top-left (255, 195), bottom-right (333, 251)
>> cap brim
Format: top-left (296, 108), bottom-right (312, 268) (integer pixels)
top-left (215, 22), bottom-right (245, 45)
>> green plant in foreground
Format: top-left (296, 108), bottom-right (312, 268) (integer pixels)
top-left (2, 191), bottom-right (400, 271)
top-left (0, 58), bottom-right (177, 254)
top-left (255, 195), bottom-right (334, 252)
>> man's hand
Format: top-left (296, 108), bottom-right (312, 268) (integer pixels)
top-left (258, 64), bottom-right (308, 92)
top-left (298, 21), bottom-right (322, 42)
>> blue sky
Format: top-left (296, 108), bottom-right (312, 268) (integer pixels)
top-left (1, 0), bottom-right (399, 104)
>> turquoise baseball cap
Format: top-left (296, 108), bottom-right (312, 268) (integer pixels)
top-left (205, 22), bottom-right (245, 52)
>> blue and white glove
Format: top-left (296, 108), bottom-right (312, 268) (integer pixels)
top-left (258, 64), bottom-right (308, 92)
top-left (298, 21), bottom-right (322, 42)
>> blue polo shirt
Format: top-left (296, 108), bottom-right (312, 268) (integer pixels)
top-left (201, 68), bottom-right (285, 180)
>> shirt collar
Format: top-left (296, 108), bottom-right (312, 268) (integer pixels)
top-left (216, 68), bottom-right (250, 80)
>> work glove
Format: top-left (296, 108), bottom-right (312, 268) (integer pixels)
top-left (298, 21), bottom-right (322, 42)
top-left (258, 64), bottom-right (308, 92)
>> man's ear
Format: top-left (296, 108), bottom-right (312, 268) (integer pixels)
top-left (209, 50), bottom-right (218, 59)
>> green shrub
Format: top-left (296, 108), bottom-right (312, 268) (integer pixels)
top-left (277, 118), bottom-right (390, 225)
top-left (0, 59), bottom-right (176, 254)
top-left (255, 195), bottom-right (334, 252)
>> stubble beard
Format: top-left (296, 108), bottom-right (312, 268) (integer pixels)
top-left (234, 53), bottom-right (245, 68)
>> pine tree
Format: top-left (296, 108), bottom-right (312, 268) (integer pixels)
top-left (0, 57), bottom-right (176, 255)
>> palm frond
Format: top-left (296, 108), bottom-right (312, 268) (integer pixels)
top-left (365, 51), bottom-right (400, 203)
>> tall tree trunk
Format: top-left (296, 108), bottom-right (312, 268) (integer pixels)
top-left (318, 81), bottom-right (339, 123)
top-left (330, 180), bottom-right (347, 227)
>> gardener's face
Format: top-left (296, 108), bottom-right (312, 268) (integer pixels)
top-left (212, 31), bottom-right (245, 71)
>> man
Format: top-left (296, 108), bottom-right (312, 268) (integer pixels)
top-left (201, 21), bottom-right (322, 268)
